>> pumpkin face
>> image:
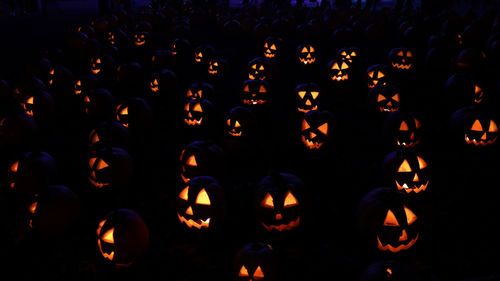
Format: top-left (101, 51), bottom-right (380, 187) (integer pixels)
top-left (263, 36), bottom-right (283, 59)
top-left (149, 73), bottom-right (160, 94)
top-left (465, 118), bottom-right (498, 146)
top-left (248, 57), bottom-right (269, 80)
top-left (234, 242), bottom-right (277, 281)
top-left (366, 64), bottom-right (390, 88)
top-left (90, 57), bottom-right (102, 75)
top-left (179, 140), bottom-right (224, 183)
top-left (89, 121), bottom-right (130, 152)
top-left (96, 209), bottom-right (150, 267)
top-left (226, 106), bottom-right (257, 139)
top-left (176, 176), bottom-right (226, 231)
top-left (208, 58), bottom-right (225, 76)
top-left (384, 150), bottom-right (430, 194)
top-left (369, 84), bottom-right (401, 113)
top-left (241, 79), bottom-right (270, 106)
top-left (194, 44), bottom-right (215, 64)
top-left (295, 82), bottom-right (320, 113)
top-left (377, 205), bottom-right (419, 252)
top-left (20, 91), bottom-right (54, 119)
top-left (388, 48), bottom-right (415, 71)
top-left (301, 110), bottom-right (330, 150)
top-left (383, 111), bottom-right (422, 148)
top-left (8, 151), bottom-right (57, 196)
top-left (297, 43), bottom-right (316, 65)
top-left (186, 82), bottom-right (214, 101)
top-left (115, 97), bottom-right (153, 131)
top-left (337, 47), bottom-right (359, 64)
top-left (327, 59), bottom-right (351, 82)
top-left (88, 147), bottom-right (133, 189)
top-left (255, 173), bottom-right (303, 232)
top-left (170, 38), bottom-right (190, 56)
top-left (133, 31), bottom-right (149, 46)
top-left (183, 99), bottom-right (213, 127)
top-left (450, 106), bottom-right (499, 148)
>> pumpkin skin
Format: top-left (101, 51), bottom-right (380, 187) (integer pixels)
top-left (382, 149), bottom-right (430, 195)
top-left (179, 140), bottom-right (224, 183)
top-left (96, 208), bottom-right (150, 267)
top-left (170, 37), bottom-right (191, 59)
top-left (388, 48), bottom-right (415, 71)
top-left (263, 36), bottom-right (283, 60)
top-left (74, 74), bottom-right (98, 98)
top-left (26, 185), bottom-right (80, 236)
top-left (382, 111), bottom-right (422, 149)
top-left (449, 106), bottom-right (499, 148)
top-left (89, 121), bottom-right (131, 152)
top-left (88, 147), bottom-right (134, 189)
top-left (88, 54), bottom-right (116, 81)
top-left (240, 79), bottom-right (270, 106)
top-left (7, 151), bottom-right (57, 197)
top-left (176, 176), bottom-right (226, 231)
top-left (357, 187), bottom-right (421, 254)
top-left (368, 84), bottom-right (401, 114)
top-left (327, 59), bottom-right (351, 82)
top-left (186, 82), bottom-right (214, 101)
top-left (254, 173), bottom-right (304, 232)
top-left (366, 64), bottom-right (391, 89)
top-left (295, 82), bottom-right (321, 113)
top-left (297, 43), bottom-right (317, 65)
top-left (149, 69), bottom-right (178, 98)
top-left (234, 242), bottom-right (278, 281)
top-left (301, 110), bottom-right (331, 150)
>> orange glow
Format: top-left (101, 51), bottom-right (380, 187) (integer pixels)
top-left (398, 160), bottom-right (412, 172)
top-left (284, 191), bottom-right (298, 207)
top-left (186, 155), bottom-right (197, 166)
top-left (254, 266), bottom-right (265, 278)
top-left (302, 119), bottom-right (310, 130)
top-left (177, 213), bottom-right (210, 229)
top-left (96, 159), bottom-right (109, 170)
top-left (179, 186), bottom-right (189, 200)
top-left (317, 123), bottom-right (328, 135)
top-left (377, 234), bottom-right (418, 253)
top-left (404, 206), bottom-right (417, 224)
top-left (489, 120), bottom-right (498, 132)
top-left (195, 188), bottom-right (211, 205)
top-left (238, 266), bottom-right (249, 277)
top-left (383, 210), bottom-right (399, 226)
top-left (261, 193), bottom-right (274, 208)
top-left (10, 161), bottom-right (19, 173)
top-left (262, 216), bottom-right (300, 231)
top-left (399, 121), bottom-right (409, 131)
top-left (417, 156), bottom-right (427, 169)
top-left (471, 120), bottom-right (483, 131)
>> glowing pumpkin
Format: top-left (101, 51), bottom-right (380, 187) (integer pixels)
top-left (297, 43), bottom-right (317, 65)
top-left (295, 82), bottom-right (320, 113)
top-left (388, 48), bottom-right (415, 71)
top-left (234, 242), bottom-right (278, 281)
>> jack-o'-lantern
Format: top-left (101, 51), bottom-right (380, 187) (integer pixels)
top-left (179, 140), bottom-right (224, 183)
top-left (133, 31), bottom-right (149, 47)
top-left (328, 59), bottom-right (351, 82)
top-left (90, 57), bottom-right (102, 75)
top-left (263, 36), bottom-right (283, 59)
top-left (226, 106), bottom-right (257, 139)
top-left (89, 121), bottom-right (130, 152)
top-left (366, 64), bottom-right (391, 88)
top-left (186, 82), bottom-right (214, 101)
top-left (234, 242), bottom-right (278, 281)
top-left (357, 187), bottom-right (421, 253)
top-left (465, 118), bottom-right (498, 146)
top-left (368, 84), bottom-right (401, 113)
top-left (208, 58), bottom-right (226, 76)
top-left (149, 73), bottom-right (160, 94)
top-left (170, 38), bottom-right (191, 57)
top-left (7, 151), bottom-right (57, 196)
top-left (383, 149), bottom-right (430, 194)
top-left (297, 43), bottom-right (316, 65)
top-left (194, 44), bottom-right (215, 64)
top-left (19, 91), bottom-right (55, 121)
top-left (444, 73), bottom-right (487, 111)
top-left (96, 209), bottom-right (150, 267)
top-left (301, 110), bottom-right (331, 150)
top-left (388, 48), bottom-right (415, 71)
top-left (116, 97), bottom-right (153, 132)
top-left (74, 75), bottom-right (98, 97)
top-left (338, 47), bottom-right (359, 64)
top-left (148, 69), bottom-right (178, 97)
top-left (241, 79), bottom-right (270, 106)
top-left (26, 185), bottom-right (79, 236)
top-left (88, 147), bottom-right (134, 189)
top-left (254, 173), bottom-right (303, 232)
top-left (449, 106), bottom-right (499, 147)
top-left (248, 57), bottom-right (270, 80)
top-left (176, 176), bottom-right (226, 231)
top-left (295, 82), bottom-right (320, 113)
top-left (383, 111), bottom-right (422, 148)
top-left (183, 99), bottom-right (213, 127)
top-left (83, 88), bottom-right (115, 122)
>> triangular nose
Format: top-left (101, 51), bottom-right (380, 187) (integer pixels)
top-left (386, 101), bottom-right (392, 107)
top-left (481, 132), bottom-right (487, 140)
top-left (310, 132), bottom-right (316, 139)
top-left (305, 99), bottom-right (312, 106)
top-left (398, 229), bottom-right (408, 241)
top-left (413, 173), bottom-right (419, 182)
top-left (188, 112), bottom-right (193, 118)
top-left (275, 213), bottom-right (283, 220)
top-left (185, 206), bottom-right (193, 215)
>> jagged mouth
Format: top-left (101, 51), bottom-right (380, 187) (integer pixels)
top-left (392, 62), bottom-right (412, 70)
top-left (300, 58), bottom-right (315, 65)
top-left (177, 213), bottom-right (211, 229)
top-left (194, 57), bottom-right (202, 63)
top-left (243, 99), bottom-right (266, 105)
top-left (208, 69), bottom-right (218, 75)
top-left (229, 130), bottom-right (242, 137)
top-left (91, 68), bottom-right (101, 75)
top-left (379, 106), bottom-right (399, 112)
top-left (89, 172), bottom-right (110, 189)
top-left (397, 139), bottom-right (420, 147)
top-left (331, 74), bottom-right (348, 81)
top-left (465, 134), bottom-right (497, 146)
top-left (395, 180), bottom-right (429, 193)
top-left (377, 234), bottom-right (419, 253)
top-left (262, 216), bottom-right (300, 231)
top-left (150, 84), bottom-right (159, 92)
top-left (264, 52), bottom-right (275, 58)
top-left (248, 74), bottom-right (266, 80)
top-left (301, 136), bottom-right (323, 149)
top-left (297, 105), bottom-right (318, 113)
top-left (184, 118), bottom-right (203, 126)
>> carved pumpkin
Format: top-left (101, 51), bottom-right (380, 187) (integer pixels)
top-left (295, 82), bottom-right (320, 113)
top-left (89, 121), bottom-right (131, 152)
top-left (7, 151), bottom-right (57, 196)
top-left (337, 46), bottom-right (359, 64)
top-left (207, 58), bottom-right (226, 76)
top-left (116, 97), bottom-right (153, 131)
top-left (148, 69), bottom-right (178, 97)
top-left (133, 31), bottom-right (149, 47)
top-left (297, 43), bottom-right (317, 65)
top-left (179, 140), bottom-right (224, 183)
top-left (449, 106), bottom-right (499, 148)
top-left (357, 187), bottom-right (421, 253)
top-left (366, 64), bottom-right (391, 88)
top-left (170, 37), bottom-right (191, 58)
top-left (193, 44), bottom-right (215, 64)
top-left (444, 73), bottom-right (486, 112)
top-left (176, 176), bottom-right (226, 231)
top-left (19, 90), bottom-right (55, 121)
top-left (247, 57), bottom-right (270, 80)
top-left (74, 74), bottom-right (98, 97)
top-left (368, 84), bottom-right (401, 113)
top-left (234, 242), bottom-right (278, 281)
top-left (226, 106), bottom-right (257, 139)
top-left (301, 110), bottom-right (331, 150)
top-left (88, 147), bottom-right (134, 189)
top-left (263, 36), bottom-right (283, 59)
top-left (96, 209), bottom-right (150, 267)
top-left (382, 111), bottom-right (422, 148)
top-left (241, 79), bottom-right (270, 106)
top-left (186, 82), bottom-right (214, 101)
top-left (254, 173), bottom-right (303, 232)
top-left (183, 98), bottom-right (214, 128)
top-left (327, 59), bottom-right (351, 82)
top-left (382, 149), bottom-right (430, 194)
top-left (388, 48), bottom-right (415, 71)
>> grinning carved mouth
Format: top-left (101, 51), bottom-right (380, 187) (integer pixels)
top-left (248, 74), bottom-right (266, 80)
top-left (298, 105), bottom-right (318, 113)
top-left (377, 234), bottom-right (419, 253)
top-left (300, 58), bottom-right (315, 65)
top-left (177, 212), bottom-right (211, 229)
top-left (89, 172), bottom-right (110, 189)
top-left (135, 40), bottom-right (145, 46)
top-left (397, 139), bottom-right (420, 148)
top-left (91, 67), bottom-right (101, 75)
top-left (229, 130), bottom-right (242, 137)
top-left (243, 99), bottom-right (266, 105)
top-left (264, 52), bottom-right (275, 59)
top-left (331, 74), bottom-right (348, 82)
top-left (392, 62), bottom-right (412, 70)
top-left (208, 69), bottom-right (218, 75)
top-left (301, 136), bottom-right (323, 149)
top-left (395, 180), bottom-right (429, 193)
top-left (262, 216), bottom-right (300, 231)
top-left (465, 134), bottom-right (497, 146)
top-left (379, 106), bottom-right (399, 113)
top-left (184, 118), bottom-right (203, 126)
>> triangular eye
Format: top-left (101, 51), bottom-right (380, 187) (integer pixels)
top-left (226, 119), bottom-right (231, 126)
top-left (368, 71), bottom-right (374, 78)
top-left (238, 266), bottom-right (249, 277)
top-left (407, 51), bottom-right (413, 57)
top-left (399, 121), bottom-right (409, 131)
top-left (10, 161), bottom-right (19, 172)
top-left (259, 65), bottom-right (265, 71)
top-left (184, 103), bottom-right (190, 111)
top-left (310, 46), bottom-right (315, 52)
top-left (398, 159), bottom-right (412, 172)
top-left (243, 85), bottom-right (250, 92)
top-left (186, 155), bottom-right (197, 166)
top-left (471, 119), bottom-right (483, 131)
top-left (301, 47), bottom-right (308, 53)
top-left (340, 51), bottom-right (347, 56)
top-left (318, 122), bottom-right (328, 135)
top-left (84, 96), bottom-right (90, 103)
top-left (261, 192), bottom-right (274, 208)
top-left (197, 52), bottom-right (203, 58)
top-left (213, 62), bottom-right (218, 67)
top-left (259, 85), bottom-right (267, 93)
top-left (186, 89), bottom-right (193, 96)
top-left (193, 103), bottom-right (203, 112)
top-left (311, 91), bottom-right (319, 99)
top-left (26, 96), bottom-right (34, 104)
top-left (341, 62), bottom-right (349, 69)
top-left (404, 206), bottom-right (417, 225)
top-left (235, 120), bottom-right (241, 128)
top-left (414, 118), bottom-right (421, 129)
top-left (76, 80), bottom-right (82, 86)
top-left (96, 58), bottom-right (102, 64)
top-left (397, 50), bottom-right (404, 56)
top-left (383, 209), bottom-right (399, 226)
top-left (377, 72), bottom-right (385, 79)
top-left (101, 227), bottom-right (115, 243)
top-left (264, 42), bottom-right (268, 48)
top-left (252, 64), bottom-right (257, 69)
top-left (298, 91), bottom-right (306, 98)
top-left (377, 94), bottom-right (386, 102)
top-left (253, 266), bottom-right (265, 279)
top-left (96, 219), bottom-right (106, 236)
top-left (119, 106), bottom-right (128, 115)
top-left (29, 201), bottom-right (38, 214)
top-left (351, 51), bottom-right (357, 56)
top-left (284, 191), bottom-right (299, 207)
top-left (96, 159), bottom-right (109, 170)
top-left (302, 119), bottom-right (310, 130)
top-left (91, 132), bottom-right (100, 144)
top-left (417, 156), bottom-right (427, 169)
top-left (392, 93), bottom-right (400, 102)
top-left (89, 157), bottom-right (97, 168)
top-left (489, 120), bottom-right (498, 132)
top-left (332, 63), bottom-right (339, 70)
top-left (179, 186), bottom-right (189, 200)
top-left (270, 44), bottom-right (276, 50)
top-left (195, 188), bottom-right (211, 205)
top-left (475, 85), bottom-right (482, 94)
